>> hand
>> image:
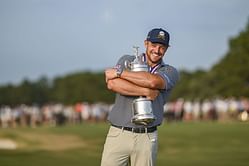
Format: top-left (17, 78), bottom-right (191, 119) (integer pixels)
top-left (146, 89), bottom-right (160, 100)
top-left (105, 68), bottom-right (117, 82)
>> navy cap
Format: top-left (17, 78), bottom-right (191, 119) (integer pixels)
top-left (146, 28), bottom-right (170, 46)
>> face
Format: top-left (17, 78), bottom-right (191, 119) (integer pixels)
top-left (144, 40), bottom-right (168, 66)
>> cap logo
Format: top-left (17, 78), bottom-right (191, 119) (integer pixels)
top-left (157, 31), bottom-right (165, 40)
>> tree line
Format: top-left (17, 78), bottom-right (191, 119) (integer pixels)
top-left (1, 20), bottom-right (249, 106)
top-left (171, 20), bottom-right (249, 100)
top-left (0, 72), bottom-right (115, 106)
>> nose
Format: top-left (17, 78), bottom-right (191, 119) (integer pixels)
top-left (154, 45), bottom-right (160, 53)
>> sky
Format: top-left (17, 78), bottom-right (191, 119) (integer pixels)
top-left (0, 0), bottom-right (249, 85)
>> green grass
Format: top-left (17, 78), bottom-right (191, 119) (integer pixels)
top-left (0, 122), bottom-right (249, 166)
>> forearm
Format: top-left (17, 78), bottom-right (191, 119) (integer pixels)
top-left (121, 70), bottom-right (165, 90)
top-left (107, 78), bottom-right (149, 97)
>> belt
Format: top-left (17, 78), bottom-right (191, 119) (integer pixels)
top-left (111, 124), bottom-right (157, 133)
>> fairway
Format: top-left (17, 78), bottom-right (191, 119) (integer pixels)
top-left (0, 122), bottom-right (249, 166)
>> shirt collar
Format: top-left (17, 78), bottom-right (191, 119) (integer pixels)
top-left (142, 53), bottom-right (165, 73)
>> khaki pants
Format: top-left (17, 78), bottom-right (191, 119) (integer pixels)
top-left (101, 126), bottom-right (158, 166)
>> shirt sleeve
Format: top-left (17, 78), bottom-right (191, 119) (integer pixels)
top-left (155, 65), bottom-right (179, 91)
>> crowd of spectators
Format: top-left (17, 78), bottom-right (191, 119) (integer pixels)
top-left (164, 97), bottom-right (249, 122)
top-left (0, 102), bottom-right (111, 128)
top-left (1, 97), bottom-right (249, 128)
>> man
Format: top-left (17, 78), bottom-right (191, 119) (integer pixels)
top-left (101, 28), bottom-right (179, 166)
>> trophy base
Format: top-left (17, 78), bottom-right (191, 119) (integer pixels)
top-left (131, 114), bottom-right (156, 126)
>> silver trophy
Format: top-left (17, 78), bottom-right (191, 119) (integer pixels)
top-left (125, 46), bottom-right (156, 125)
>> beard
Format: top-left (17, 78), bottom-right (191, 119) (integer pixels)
top-left (146, 51), bottom-right (163, 65)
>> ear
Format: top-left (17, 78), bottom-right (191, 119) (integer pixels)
top-left (165, 46), bottom-right (169, 52)
top-left (144, 40), bottom-right (148, 47)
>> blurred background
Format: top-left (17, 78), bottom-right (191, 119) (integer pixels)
top-left (0, 0), bottom-right (249, 165)
top-left (0, 0), bottom-right (249, 124)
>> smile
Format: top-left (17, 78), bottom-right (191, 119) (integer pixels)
top-left (152, 52), bottom-right (161, 57)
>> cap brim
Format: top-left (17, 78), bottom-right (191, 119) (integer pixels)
top-left (148, 39), bottom-right (169, 46)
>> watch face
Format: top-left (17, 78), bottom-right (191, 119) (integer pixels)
top-left (117, 67), bottom-right (122, 73)
top-left (116, 67), bottom-right (122, 77)
top-left (115, 64), bottom-right (121, 70)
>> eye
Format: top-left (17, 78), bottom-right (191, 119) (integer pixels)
top-left (151, 43), bottom-right (158, 48)
top-left (160, 47), bottom-right (166, 52)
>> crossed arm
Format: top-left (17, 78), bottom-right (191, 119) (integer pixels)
top-left (105, 68), bottom-right (166, 100)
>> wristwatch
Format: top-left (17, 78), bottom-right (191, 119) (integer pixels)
top-left (116, 67), bottom-right (123, 78)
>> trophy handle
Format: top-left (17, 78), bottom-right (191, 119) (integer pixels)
top-left (124, 60), bottom-right (131, 69)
